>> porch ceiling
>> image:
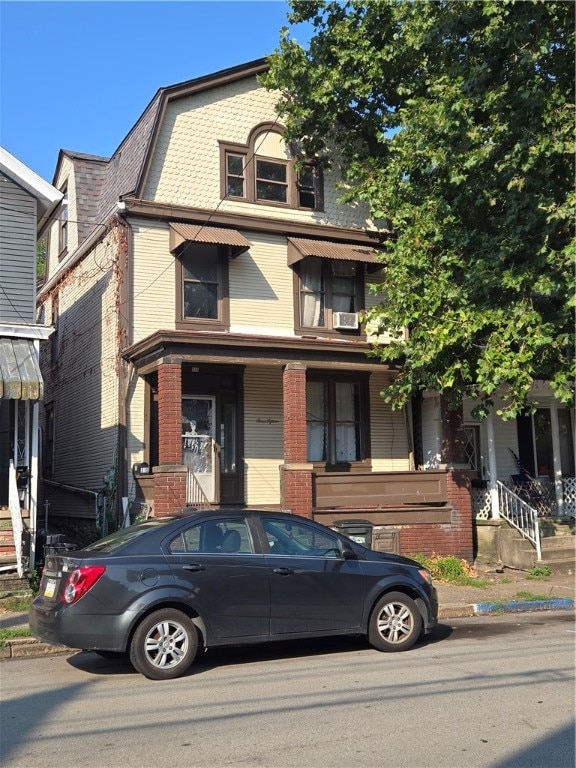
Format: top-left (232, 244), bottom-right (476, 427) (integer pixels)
top-left (0, 337), bottom-right (43, 400)
top-left (123, 330), bottom-right (392, 375)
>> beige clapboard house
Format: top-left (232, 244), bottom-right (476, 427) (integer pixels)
top-left (36, 59), bottom-right (574, 562)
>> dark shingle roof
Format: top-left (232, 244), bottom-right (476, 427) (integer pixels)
top-left (58, 59), bottom-right (269, 249)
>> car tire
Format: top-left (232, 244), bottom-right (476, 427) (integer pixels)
top-left (130, 608), bottom-right (198, 680)
top-left (368, 591), bottom-right (422, 652)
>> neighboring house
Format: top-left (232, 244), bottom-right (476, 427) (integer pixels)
top-left (36, 59), bottom-right (574, 564)
top-left (0, 147), bottom-right (62, 574)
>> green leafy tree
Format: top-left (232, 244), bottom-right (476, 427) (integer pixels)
top-left (37, 238), bottom-right (46, 279)
top-left (264, 0), bottom-right (575, 418)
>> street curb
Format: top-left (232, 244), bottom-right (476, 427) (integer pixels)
top-left (439, 598), bottom-right (574, 620)
top-left (2, 600), bottom-right (574, 659)
top-left (0, 637), bottom-right (76, 660)
top-left (472, 597), bottom-right (574, 615)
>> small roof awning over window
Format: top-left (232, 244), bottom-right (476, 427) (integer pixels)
top-left (287, 237), bottom-right (382, 271)
top-left (169, 222), bottom-right (250, 258)
top-left (0, 338), bottom-right (43, 400)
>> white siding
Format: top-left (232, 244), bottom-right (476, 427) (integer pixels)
top-left (131, 220), bottom-right (175, 341)
top-left (243, 366), bottom-right (283, 505)
top-left (464, 394), bottom-right (524, 481)
top-left (46, 158), bottom-right (77, 282)
top-left (41, 234), bottom-right (119, 491)
top-left (229, 232), bottom-right (294, 335)
top-left (145, 77), bottom-right (373, 231)
top-left (370, 372), bottom-right (410, 470)
top-left (0, 173), bottom-right (36, 323)
top-left (421, 393), bottom-right (442, 469)
top-left (126, 374), bottom-right (147, 500)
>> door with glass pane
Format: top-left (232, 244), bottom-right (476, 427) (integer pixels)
top-left (182, 397), bottom-right (216, 502)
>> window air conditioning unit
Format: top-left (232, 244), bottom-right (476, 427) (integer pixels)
top-left (333, 311), bottom-right (359, 330)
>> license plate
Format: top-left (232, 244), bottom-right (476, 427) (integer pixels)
top-left (44, 579), bottom-right (56, 598)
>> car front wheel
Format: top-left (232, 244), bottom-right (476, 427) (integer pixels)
top-left (130, 608), bottom-right (198, 680)
top-left (368, 591), bottom-right (422, 652)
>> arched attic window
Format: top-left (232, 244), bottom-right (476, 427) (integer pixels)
top-left (219, 123), bottom-right (323, 211)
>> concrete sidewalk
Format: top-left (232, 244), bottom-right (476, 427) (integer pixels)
top-left (1, 565), bottom-right (574, 660)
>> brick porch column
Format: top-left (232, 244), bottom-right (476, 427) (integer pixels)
top-left (440, 396), bottom-right (474, 561)
top-left (281, 362), bottom-right (313, 517)
top-left (153, 358), bottom-right (187, 516)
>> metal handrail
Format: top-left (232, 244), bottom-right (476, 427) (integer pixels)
top-left (497, 480), bottom-right (542, 561)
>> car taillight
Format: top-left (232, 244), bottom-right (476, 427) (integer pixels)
top-left (62, 566), bottom-right (106, 604)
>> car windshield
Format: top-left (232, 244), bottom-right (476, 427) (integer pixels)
top-left (83, 520), bottom-right (167, 553)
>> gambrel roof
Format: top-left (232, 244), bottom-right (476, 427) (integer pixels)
top-left (52, 59), bottom-right (268, 248)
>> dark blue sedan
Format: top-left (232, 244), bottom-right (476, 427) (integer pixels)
top-left (30, 510), bottom-right (438, 680)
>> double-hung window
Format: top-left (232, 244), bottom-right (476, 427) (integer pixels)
top-left (306, 375), bottom-right (368, 465)
top-left (298, 257), bottom-right (362, 333)
top-left (220, 125), bottom-right (323, 211)
top-left (59, 187), bottom-right (68, 256)
top-left (177, 243), bottom-right (229, 330)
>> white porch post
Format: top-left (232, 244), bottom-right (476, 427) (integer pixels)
top-left (549, 403), bottom-right (564, 516)
top-left (486, 408), bottom-right (500, 519)
top-left (29, 401), bottom-right (39, 570)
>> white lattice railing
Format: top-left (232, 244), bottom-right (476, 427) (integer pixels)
top-left (563, 477), bottom-right (576, 515)
top-left (473, 477), bottom-right (576, 519)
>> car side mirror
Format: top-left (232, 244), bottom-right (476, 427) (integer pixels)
top-left (342, 546), bottom-right (357, 560)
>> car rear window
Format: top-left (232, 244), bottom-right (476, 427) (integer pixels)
top-left (84, 520), bottom-right (167, 553)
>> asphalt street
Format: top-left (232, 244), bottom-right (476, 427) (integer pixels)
top-left (1, 611), bottom-right (575, 768)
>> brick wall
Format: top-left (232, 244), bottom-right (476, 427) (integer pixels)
top-left (392, 469), bottom-right (474, 561)
top-left (157, 361), bottom-right (182, 465)
top-left (154, 361), bottom-right (186, 515)
top-left (282, 363), bottom-right (313, 517)
top-left (153, 467), bottom-right (188, 517)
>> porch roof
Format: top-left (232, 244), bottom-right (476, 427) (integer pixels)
top-left (0, 338), bottom-right (43, 400)
top-left (287, 237), bottom-right (383, 271)
top-left (169, 222), bottom-right (250, 258)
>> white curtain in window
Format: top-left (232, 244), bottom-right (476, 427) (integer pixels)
top-left (301, 259), bottom-right (323, 326)
top-left (335, 382), bottom-right (357, 461)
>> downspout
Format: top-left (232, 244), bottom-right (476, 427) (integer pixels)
top-left (116, 209), bottom-right (133, 520)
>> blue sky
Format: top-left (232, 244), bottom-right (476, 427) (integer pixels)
top-left (0, 1), bottom-right (309, 183)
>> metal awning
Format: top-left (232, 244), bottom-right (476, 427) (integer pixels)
top-left (287, 237), bottom-right (383, 271)
top-left (169, 222), bottom-right (250, 258)
top-left (0, 338), bottom-right (43, 400)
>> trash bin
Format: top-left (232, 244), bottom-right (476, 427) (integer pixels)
top-left (44, 533), bottom-right (65, 556)
top-left (332, 519), bottom-right (373, 548)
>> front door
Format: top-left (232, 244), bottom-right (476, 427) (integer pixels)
top-left (182, 396), bottom-right (216, 502)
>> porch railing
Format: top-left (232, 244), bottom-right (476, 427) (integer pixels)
top-left (497, 480), bottom-right (542, 561)
top-left (186, 468), bottom-right (212, 510)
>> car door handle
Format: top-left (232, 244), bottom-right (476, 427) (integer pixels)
top-left (273, 567), bottom-right (294, 575)
top-left (183, 564), bottom-right (205, 572)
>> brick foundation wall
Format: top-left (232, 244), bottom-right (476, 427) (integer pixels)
top-left (153, 466), bottom-right (187, 517)
top-left (282, 467), bottom-right (313, 518)
top-left (393, 468), bottom-right (474, 561)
